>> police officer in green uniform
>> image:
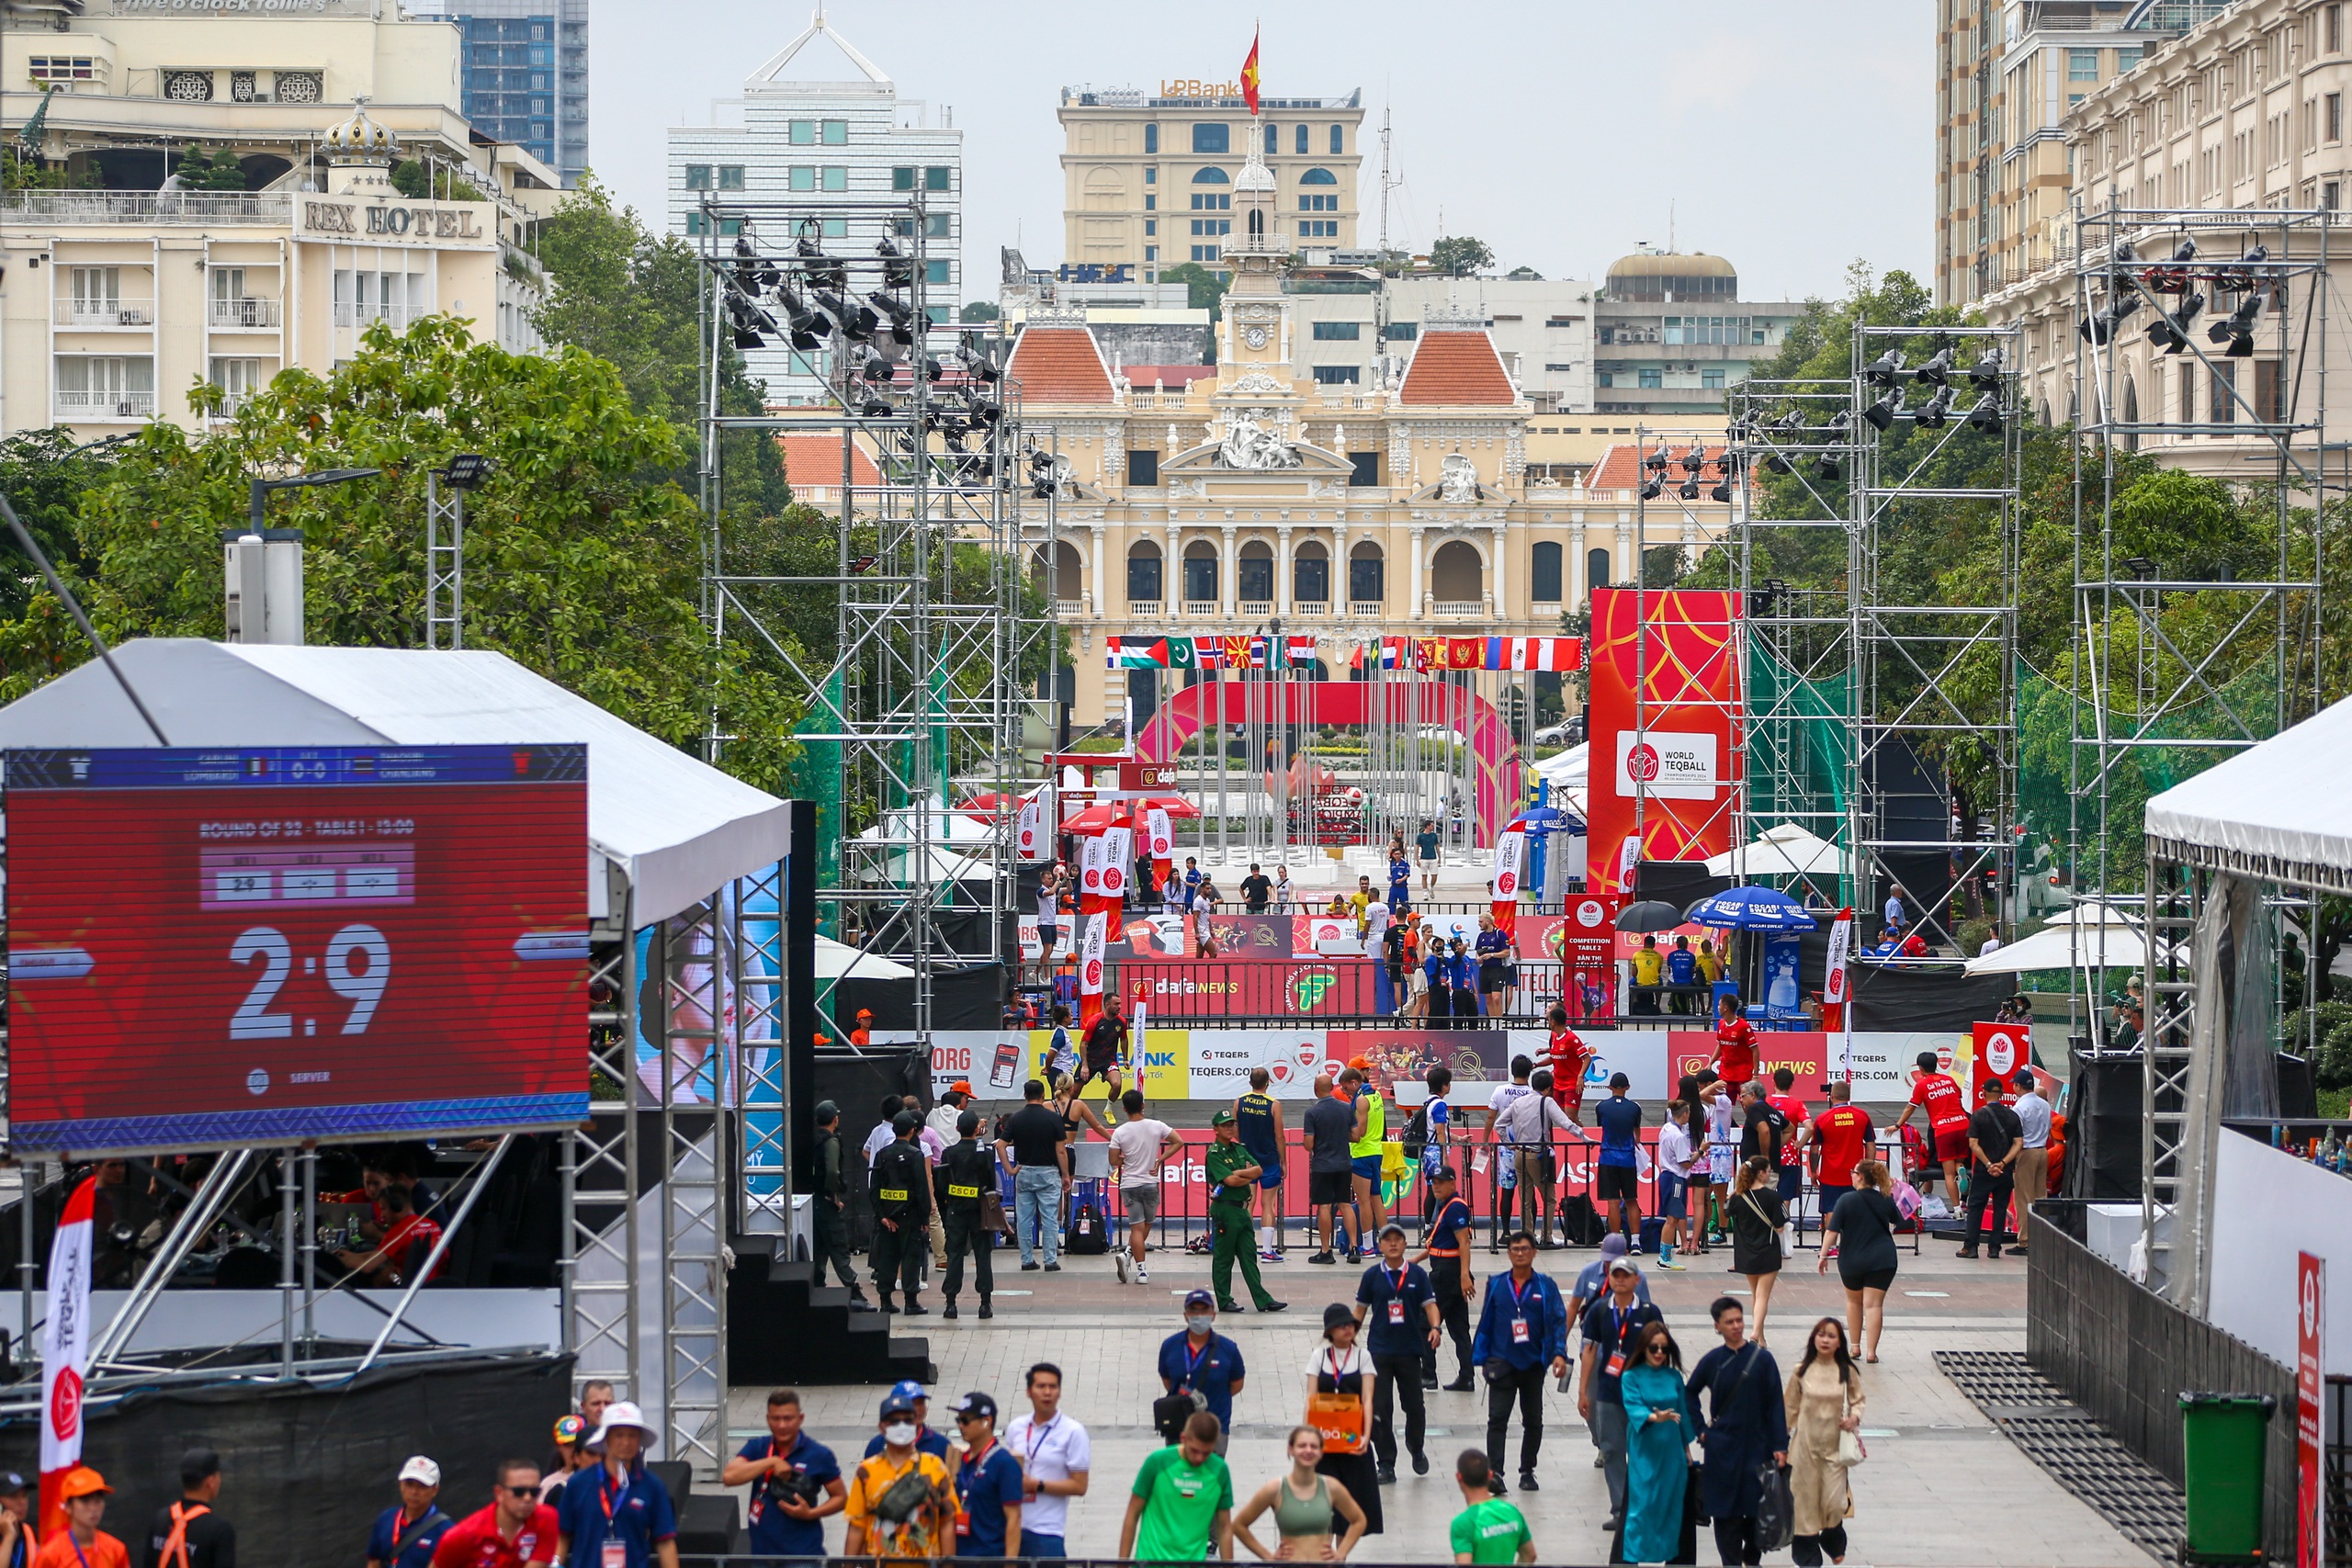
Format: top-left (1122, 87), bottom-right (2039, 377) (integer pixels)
top-left (870, 1110), bottom-right (932, 1315)
top-left (1206, 1110), bottom-right (1288, 1315)
top-left (934, 1109), bottom-right (997, 1321)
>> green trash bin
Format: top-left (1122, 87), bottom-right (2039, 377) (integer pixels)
top-left (2178, 1392), bottom-right (2278, 1564)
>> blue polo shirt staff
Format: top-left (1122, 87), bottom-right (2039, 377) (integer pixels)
top-left (553, 1401), bottom-right (679, 1568)
top-left (1468, 1231), bottom-right (1570, 1495)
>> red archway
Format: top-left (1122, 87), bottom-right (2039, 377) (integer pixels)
top-left (1134, 680), bottom-right (1520, 844)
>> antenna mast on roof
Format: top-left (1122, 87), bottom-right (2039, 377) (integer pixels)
top-left (1374, 102), bottom-right (1396, 367)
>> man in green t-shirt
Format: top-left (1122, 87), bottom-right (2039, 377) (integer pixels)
top-left (1448, 1450), bottom-right (1535, 1565)
top-left (1205, 1109), bottom-right (1286, 1314)
top-left (1121, 1411), bottom-right (1234, 1562)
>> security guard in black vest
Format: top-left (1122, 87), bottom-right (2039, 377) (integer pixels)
top-left (933, 1109), bottom-right (998, 1321)
top-left (870, 1109), bottom-right (933, 1314)
top-left (811, 1100), bottom-right (875, 1311)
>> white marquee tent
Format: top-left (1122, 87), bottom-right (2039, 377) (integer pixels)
top-left (0, 640), bottom-right (790, 925)
top-left (2145, 695), bottom-right (2352, 893)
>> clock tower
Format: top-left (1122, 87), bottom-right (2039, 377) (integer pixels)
top-left (1216, 116), bottom-right (1293, 376)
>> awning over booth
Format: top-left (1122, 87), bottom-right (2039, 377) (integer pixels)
top-left (0, 640), bottom-right (790, 925)
top-left (2144, 695), bottom-right (2352, 891)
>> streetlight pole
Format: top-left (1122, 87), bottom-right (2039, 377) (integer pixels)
top-left (425, 453), bottom-right (493, 651)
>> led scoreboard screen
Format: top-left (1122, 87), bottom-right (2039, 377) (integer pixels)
top-left (5, 745), bottom-right (591, 1155)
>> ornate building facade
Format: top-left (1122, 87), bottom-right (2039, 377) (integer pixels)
top-left (1011, 130), bottom-right (1737, 730)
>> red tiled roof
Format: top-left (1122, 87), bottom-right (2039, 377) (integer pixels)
top-left (1587, 442), bottom-right (1728, 491)
top-left (1006, 326), bottom-right (1116, 404)
top-left (776, 433), bottom-right (881, 490)
top-left (1396, 329), bottom-right (1518, 405)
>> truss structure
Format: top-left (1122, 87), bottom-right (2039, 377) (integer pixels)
top-left (2064, 205), bottom-right (2330, 1297)
top-left (690, 188), bottom-right (1047, 1034)
top-left (1726, 324), bottom-right (2021, 926)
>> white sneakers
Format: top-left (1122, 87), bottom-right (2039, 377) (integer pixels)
top-left (1114, 1251), bottom-right (1131, 1283)
top-left (1136, 1264), bottom-right (1150, 1283)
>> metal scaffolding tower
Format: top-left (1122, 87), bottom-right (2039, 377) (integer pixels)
top-left (2064, 206), bottom-right (2329, 1299)
top-left (1726, 323), bottom-right (2022, 924)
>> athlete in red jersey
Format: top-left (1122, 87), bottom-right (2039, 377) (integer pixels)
top-left (1711, 993), bottom-right (1757, 1088)
top-left (1893, 1049), bottom-right (1971, 1201)
top-left (1542, 1005), bottom-right (1590, 1117)
top-left (1802, 1081), bottom-right (1877, 1206)
top-left (432, 1462), bottom-right (558, 1568)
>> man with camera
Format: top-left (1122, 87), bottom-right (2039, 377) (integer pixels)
top-left (721, 1390), bottom-right (843, 1558)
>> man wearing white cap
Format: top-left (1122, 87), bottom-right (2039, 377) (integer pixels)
top-left (554, 1403), bottom-right (678, 1568)
top-left (367, 1457), bottom-right (451, 1568)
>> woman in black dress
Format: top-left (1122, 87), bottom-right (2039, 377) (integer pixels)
top-left (1302, 1304), bottom-right (1383, 1540)
top-left (1728, 1155), bottom-right (1788, 1345)
top-left (1690, 1293), bottom-right (1790, 1566)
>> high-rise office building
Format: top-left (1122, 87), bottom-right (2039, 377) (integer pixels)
top-left (1057, 81), bottom-right (1363, 278)
top-left (666, 9), bottom-right (961, 406)
top-left (413, 0), bottom-right (588, 187)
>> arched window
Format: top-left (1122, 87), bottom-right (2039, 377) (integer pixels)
top-left (1532, 541), bottom-right (1564, 603)
top-left (1144, 123), bottom-right (1159, 155)
top-left (2122, 375), bottom-right (2140, 450)
top-left (1299, 167), bottom-right (1339, 185)
top-left (1587, 547), bottom-right (1612, 594)
top-left (1349, 540), bottom-right (1385, 604)
top-left (1192, 166), bottom-right (1229, 184)
top-left (1182, 539), bottom-right (1219, 604)
top-left (1264, 122), bottom-right (1277, 155)
top-left (1082, 165), bottom-right (1123, 212)
top-left (1295, 123), bottom-right (1308, 155)
top-left (1293, 540), bottom-right (1329, 604)
top-left (1248, 206), bottom-right (1263, 241)
top-left (1329, 123), bottom-right (1343, 154)
top-left (1127, 540), bottom-right (1162, 603)
top-left (1430, 539), bottom-right (1483, 604)
top-left (1034, 540), bottom-right (1081, 601)
top-left (2039, 398), bottom-right (2052, 428)
top-left (1238, 540), bottom-right (1274, 604)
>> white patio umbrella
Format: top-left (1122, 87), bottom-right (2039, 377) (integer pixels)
top-left (813, 934), bottom-right (916, 981)
top-left (1964, 921), bottom-right (2167, 976)
top-left (1703, 821), bottom-right (1850, 879)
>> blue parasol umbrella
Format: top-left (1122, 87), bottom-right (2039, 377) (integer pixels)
top-left (1510, 807), bottom-right (1582, 833)
top-left (1685, 886), bottom-right (1819, 932)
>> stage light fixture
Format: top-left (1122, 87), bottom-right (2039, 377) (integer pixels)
top-left (1644, 444), bottom-right (1670, 473)
top-left (2149, 291), bottom-right (2205, 353)
top-left (797, 228), bottom-right (846, 292)
top-left (1863, 348), bottom-right (1904, 389)
top-left (1917, 385), bottom-right (1955, 429)
top-left (1710, 474), bottom-right (1734, 503)
top-left (1967, 347), bottom-right (2006, 389)
top-left (1640, 475), bottom-right (1665, 501)
top-left (1863, 389), bottom-right (1900, 431)
top-left (2209, 291), bottom-right (2263, 355)
top-left (1965, 394), bottom-right (2003, 435)
top-left (1912, 346), bottom-right (1954, 388)
top-left (1678, 474), bottom-right (1701, 501)
top-left (1814, 453), bottom-right (1842, 482)
top-left (876, 235), bottom-right (915, 289)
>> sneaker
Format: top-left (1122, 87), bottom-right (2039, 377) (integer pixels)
top-left (1411, 1450), bottom-right (1430, 1476)
top-left (1488, 1474), bottom-right (1510, 1495)
top-left (1517, 1473), bottom-right (1540, 1493)
top-left (1114, 1251), bottom-right (1131, 1283)
top-left (1657, 1257), bottom-right (1686, 1270)
top-left (1021, 1261), bottom-right (1041, 1272)
top-left (1136, 1266), bottom-right (1150, 1283)
top-left (1044, 1260), bottom-right (1062, 1271)
top-left (1309, 1251), bottom-right (1338, 1265)
top-left (1260, 1248), bottom-right (1283, 1263)
top-left (1376, 1465), bottom-right (1398, 1484)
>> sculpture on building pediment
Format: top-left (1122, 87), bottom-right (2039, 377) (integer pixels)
top-left (1226, 371), bottom-right (1287, 396)
top-left (1438, 453), bottom-right (1482, 503)
top-left (1216, 412), bottom-right (1301, 470)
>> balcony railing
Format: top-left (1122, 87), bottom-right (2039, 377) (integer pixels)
top-left (334, 302), bottom-right (427, 329)
top-left (1430, 598), bottom-right (1488, 618)
top-left (1125, 600), bottom-right (1163, 618)
top-left (54, 389), bottom-right (155, 420)
top-left (1182, 599), bottom-right (1219, 617)
top-left (1346, 601), bottom-right (1385, 617)
top-left (1238, 599), bottom-right (1273, 617)
top-left (1056, 597), bottom-right (1090, 618)
top-left (4, 190), bottom-right (293, 226)
top-left (54, 299), bottom-right (153, 328)
top-left (1292, 601), bottom-right (1331, 617)
top-left (209, 297), bottom-right (281, 329)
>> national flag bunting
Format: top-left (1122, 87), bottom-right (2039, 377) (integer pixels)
top-left (1486, 637), bottom-right (1584, 671)
top-left (1106, 636), bottom-right (1170, 669)
top-left (1239, 29), bottom-right (1261, 116)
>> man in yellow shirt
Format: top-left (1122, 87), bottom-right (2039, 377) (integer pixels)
top-left (1697, 940), bottom-right (1724, 985)
top-left (844, 1393), bottom-right (953, 1561)
top-left (1630, 935), bottom-right (1665, 1016)
top-left (1349, 876), bottom-right (1376, 938)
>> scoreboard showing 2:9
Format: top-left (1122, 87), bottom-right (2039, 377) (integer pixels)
top-left (4, 745), bottom-right (592, 1156)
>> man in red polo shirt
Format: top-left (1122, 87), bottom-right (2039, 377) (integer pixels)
top-left (432, 1461), bottom-right (558, 1567)
top-left (1710, 993), bottom-right (1757, 1089)
top-left (1801, 1079), bottom-right (1876, 1216)
top-left (1765, 1066), bottom-right (1809, 1209)
top-left (1542, 1005), bottom-right (1590, 1118)
top-left (1894, 1049), bottom-right (1971, 1203)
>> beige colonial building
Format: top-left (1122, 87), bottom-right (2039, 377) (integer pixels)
top-left (1057, 79), bottom-right (1363, 278)
top-left (2, 0), bottom-right (560, 439)
top-left (1009, 129), bottom-right (1735, 730)
top-left (1982, 0), bottom-right (2352, 470)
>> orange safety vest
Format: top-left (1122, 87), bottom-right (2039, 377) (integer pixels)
top-left (156, 1502), bottom-right (209, 1568)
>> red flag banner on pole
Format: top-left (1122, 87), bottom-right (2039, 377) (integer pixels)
top-left (1240, 29), bottom-right (1261, 115)
top-left (40, 1176), bottom-right (96, 1540)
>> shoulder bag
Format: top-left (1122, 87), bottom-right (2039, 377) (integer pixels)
top-left (1739, 1189), bottom-right (1782, 1264)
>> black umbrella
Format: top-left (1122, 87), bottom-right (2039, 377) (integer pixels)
top-left (1615, 900), bottom-right (1688, 933)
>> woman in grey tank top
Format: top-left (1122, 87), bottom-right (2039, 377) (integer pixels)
top-left (1232, 1427), bottom-right (1368, 1561)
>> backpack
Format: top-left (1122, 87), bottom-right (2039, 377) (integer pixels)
top-left (1064, 1201), bottom-right (1110, 1255)
top-left (1401, 1105), bottom-right (1430, 1161)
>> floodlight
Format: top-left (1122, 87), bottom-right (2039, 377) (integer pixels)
top-left (1912, 346), bottom-right (1954, 388)
top-left (1863, 389), bottom-right (1900, 431)
top-left (1917, 385), bottom-right (1955, 429)
top-left (1678, 475), bottom-right (1700, 501)
top-left (439, 453), bottom-right (493, 490)
top-left (1863, 348), bottom-right (1904, 389)
top-left (1644, 445), bottom-right (1670, 473)
top-left (2149, 291), bottom-right (2205, 353)
top-left (1965, 394), bottom-right (2003, 435)
top-left (2209, 291), bottom-right (2263, 355)
top-left (1813, 454), bottom-right (1842, 482)
top-left (1640, 476), bottom-right (1664, 501)
top-left (1967, 347), bottom-right (2006, 389)
top-left (876, 235), bottom-right (915, 289)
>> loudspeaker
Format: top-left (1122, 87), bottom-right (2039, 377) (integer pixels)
top-left (2278, 1051), bottom-right (2320, 1121)
top-left (2065, 1050), bottom-right (2144, 1201)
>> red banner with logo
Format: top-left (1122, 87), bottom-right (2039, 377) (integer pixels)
top-left (2300, 1250), bottom-right (2325, 1568)
top-left (1586, 586), bottom-right (1741, 894)
top-left (1119, 960), bottom-right (1376, 1017)
top-left (1972, 1021), bottom-right (2028, 1105)
top-left (1532, 894), bottom-right (1623, 1021)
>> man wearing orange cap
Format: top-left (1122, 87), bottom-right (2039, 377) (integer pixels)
top-left (32, 1468), bottom-right (125, 1568)
top-left (849, 1010), bottom-right (875, 1050)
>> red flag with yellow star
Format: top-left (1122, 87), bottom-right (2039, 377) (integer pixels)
top-left (1240, 30), bottom-right (1261, 115)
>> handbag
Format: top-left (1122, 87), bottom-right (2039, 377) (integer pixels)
top-left (1835, 1427), bottom-right (1868, 1468)
top-left (978, 1186), bottom-right (1006, 1235)
top-left (1738, 1190), bottom-right (1781, 1263)
top-left (1756, 1462), bottom-right (1796, 1551)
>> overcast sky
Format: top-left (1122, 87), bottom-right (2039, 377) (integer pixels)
top-left (587, 0), bottom-right (1931, 306)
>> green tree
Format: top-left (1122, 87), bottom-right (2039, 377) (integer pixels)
top-left (389, 158), bottom-right (484, 202)
top-left (959, 300), bottom-right (1001, 323)
top-left (1159, 261), bottom-right (1231, 322)
top-left (172, 143), bottom-right (249, 192)
top-left (1430, 235), bottom-right (1495, 276)
top-left (0, 318), bottom-right (802, 790)
top-left (0, 430), bottom-right (124, 619)
top-left (531, 173), bottom-right (789, 517)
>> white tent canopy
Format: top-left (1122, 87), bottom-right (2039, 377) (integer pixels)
top-left (1704, 821), bottom-right (1849, 879)
top-left (2144, 695), bottom-right (2352, 889)
top-left (812, 934), bottom-right (915, 981)
top-left (1965, 922), bottom-right (2166, 976)
top-left (0, 640), bottom-right (790, 926)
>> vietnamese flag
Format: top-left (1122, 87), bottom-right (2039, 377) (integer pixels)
top-left (1240, 30), bottom-right (1261, 114)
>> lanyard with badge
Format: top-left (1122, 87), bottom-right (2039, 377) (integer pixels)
top-left (68, 1540), bottom-right (91, 1568)
top-left (1385, 1266), bottom-right (1409, 1326)
top-left (956, 1438), bottom-right (995, 1537)
top-left (1508, 1272), bottom-right (1535, 1346)
top-left (599, 1469), bottom-right (632, 1568)
top-left (1604, 1303), bottom-right (1637, 1379)
top-left (1179, 1337), bottom-right (1211, 1393)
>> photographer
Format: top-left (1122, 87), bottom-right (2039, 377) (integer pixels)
top-left (721, 1390), bottom-right (843, 1558)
